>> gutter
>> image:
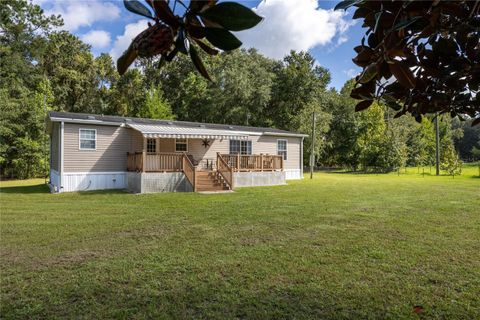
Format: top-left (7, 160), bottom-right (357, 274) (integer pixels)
top-left (263, 131), bottom-right (309, 138)
top-left (49, 117), bottom-right (123, 126)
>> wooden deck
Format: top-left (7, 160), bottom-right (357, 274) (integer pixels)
top-left (126, 152), bottom-right (284, 192)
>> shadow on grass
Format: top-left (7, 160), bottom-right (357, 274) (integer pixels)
top-left (76, 189), bottom-right (130, 196)
top-left (0, 183), bottom-right (49, 194)
top-left (0, 184), bottom-right (130, 195)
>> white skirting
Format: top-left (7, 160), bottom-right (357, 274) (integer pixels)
top-left (234, 171), bottom-right (286, 187)
top-left (284, 169), bottom-right (303, 180)
top-left (60, 172), bottom-right (126, 192)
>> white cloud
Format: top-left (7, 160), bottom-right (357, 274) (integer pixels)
top-left (343, 68), bottom-right (358, 78)
top-left (44, 1), bottom-right (121, 32)
top-left (110, 19), bottom-right (149, 63)
top-left (81, 30), bottom-right (111, 49)
top-left (236, 0), bottom-right (355, 59)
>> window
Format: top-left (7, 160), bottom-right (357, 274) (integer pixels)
top-left (79, 129), bottom-right (96, 150)
top-left (277, 139), bottom-right (287, 160)
top-left (175, 138), bottom-right (188, 152)
top-left (229, 140), bottom-right (252, 155)
top-left (147, 138), bottom-right (156, 153)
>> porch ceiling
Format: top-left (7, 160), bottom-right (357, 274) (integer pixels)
top-left (127, 123), bottom-right (249, 140)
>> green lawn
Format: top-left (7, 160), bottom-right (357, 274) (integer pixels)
top-left (1, 170), bottom-right (479, 319)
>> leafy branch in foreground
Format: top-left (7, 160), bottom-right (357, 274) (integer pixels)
top-left (117, 0), bottom-right (263, 80)
top-left (335, 0), bottom-right (480, 125)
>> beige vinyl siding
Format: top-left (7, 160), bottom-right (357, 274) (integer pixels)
top-left (62, 123), bottom-right (302, 172)
top-left (50, 122), bottom-right (59, 171)
top-left (255, 136), bottom-right (301, 170)
top-left (63, 123), bottom-right (130, 172)
top-left (130, 130), bottom-right (144, 153)
top-left (188, 138), bottom-right (229, 166)
top-left (187, 135), bottom-right (301, 170)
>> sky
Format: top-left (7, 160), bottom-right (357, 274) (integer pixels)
top-left (35, 0), bottom-right (364, 90)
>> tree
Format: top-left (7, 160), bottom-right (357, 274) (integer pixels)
top-left (452, 118), bottom-right (480, 161)
top-left (441, 144), bottom-right (463, 176)
top-left (270, 51), bottom-right (331, 130)
top-left (0, 0), bottom-right (60, 179)
top-left (40, 31), bottom-right (99, 113)
top-left (139, 85), bottom-right (174, 119)
top-left (141, 48), bottom-right (278, 126)
top-left (335, 0), bottom-right (480, 125)
top-left (406, 117), bottom-right (436, 167)
top-left (321, 80), bottom-right (364, 169)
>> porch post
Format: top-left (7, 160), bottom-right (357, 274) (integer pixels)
top-left (142, 136), bottom-right (146, 172)
top-left (260, 154), bottom-right (263, 172)
top-left (237, 153), bottom-right (240, 171)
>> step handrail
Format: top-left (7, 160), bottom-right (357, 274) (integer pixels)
top-left (182, 153), bottom-right (196, 192)
top-left (216, 152), bottom-right (234, 190)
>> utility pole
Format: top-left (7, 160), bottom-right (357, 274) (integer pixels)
top-left (435, 113), bottom-right (440, 176)
top-left (310, 112), bottom-right (316, 179)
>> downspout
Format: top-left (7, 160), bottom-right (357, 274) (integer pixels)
top-left (59, 121), bottom-right (64, 192)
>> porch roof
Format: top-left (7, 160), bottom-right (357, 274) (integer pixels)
top-left (127, 123), bottom-right (249, 140)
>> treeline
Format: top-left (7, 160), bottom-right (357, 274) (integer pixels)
top-left (1, 0), bottom-right (479, 179)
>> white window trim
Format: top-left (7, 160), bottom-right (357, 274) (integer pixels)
top-left (146, 138), bottom-right (157, 153)
top-left (175, 138), bottom-right (188, 153)
top-left (277, 139), bottom-right (288, 160)
top-left (79, 128), bottom-right (97, 151)
top-left (229, 140), bottom-right (252, 155)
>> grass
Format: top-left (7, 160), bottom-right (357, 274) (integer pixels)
top-left (1, 168), bottom-right (479, 319)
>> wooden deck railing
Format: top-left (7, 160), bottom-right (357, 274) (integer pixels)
top-left (182, 153), bottom-right (196, 192)
top-left (217, 152), bottom-right (234, 189)
top-left (127, 152), bottom-right (183, 172)
top-left (127, 152), bottom-right (143, 171)
top-left (220, 154), bottom-right (283, 171)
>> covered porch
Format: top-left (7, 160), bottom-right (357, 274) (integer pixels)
top-left (126, 152), bottom-right (284, 173)
top-left (124, 123), bottom-right (284, 192)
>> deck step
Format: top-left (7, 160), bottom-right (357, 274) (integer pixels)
top-left (194, 170), bottom-right (231, 192)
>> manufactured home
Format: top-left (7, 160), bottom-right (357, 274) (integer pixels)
top-left (47, 112), bottom-right (307, 193)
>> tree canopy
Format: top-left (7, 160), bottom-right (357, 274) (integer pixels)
top-left (335, 0), bottom-right (480, 124)
top-left (1, 0), bottom-right (478, 179)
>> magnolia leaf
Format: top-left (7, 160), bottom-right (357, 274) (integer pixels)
top-left (124, 0), bottom-right (154, 19)
top-left (355, 99), bottom-right (374, 112)
top-left (358, 63), bottom-right (377, 83)
top-left (189, 45), bottom-right (212, 81)
top-left (388, 62), bottom-right (416, 89)
top-left (200, 2), bottom-right (263, 31)
top-left (146, 0), bottom-right (178, 26)
top-left (391, 16), bottom-right (422, 31)
top-left (472, 117), bottom-right (480, 127)
top-left (188, 25), bottom-right (206, 39)
top-left (204, 28), bottom-right (242, 51)
top-left (117, 43), bottom-right (137, 75)
top-left (373, 11), bottom-right (382, 34)
top-left (176, 28), bottom-right (190, 54)
top-left (334, 0), bottom-right (359, 11)
top-left (189, 0), bottom-right (217, 13)
top-left (193, 38), bottom-right (219, 55)
top-left (351, 80), bottom-right (375, 100)
top-left (165, 47), bottom-right (178, 62)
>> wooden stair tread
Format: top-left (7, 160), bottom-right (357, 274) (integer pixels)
top-left (193, 170), bottom-right (230, 192)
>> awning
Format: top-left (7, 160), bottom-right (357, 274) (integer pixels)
top-left (127, 123), bottom-right (249, 140)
